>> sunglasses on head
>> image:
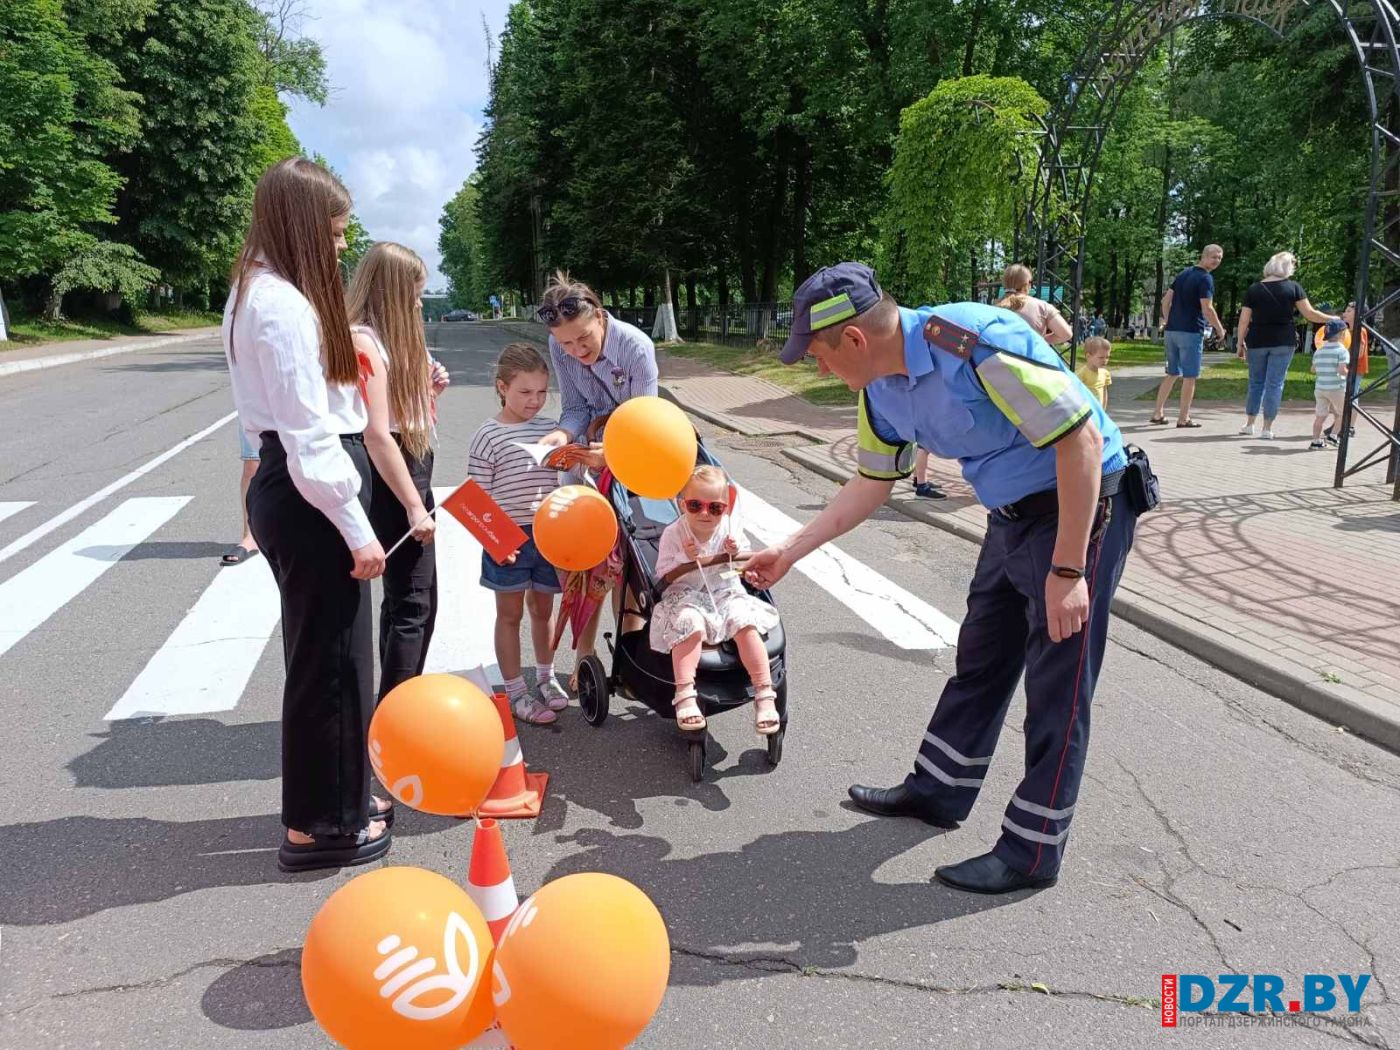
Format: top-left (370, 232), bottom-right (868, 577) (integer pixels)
top-left (683, 499), bottom-right (727, 516)
top-left (536, 296), bottom-right (594, 327)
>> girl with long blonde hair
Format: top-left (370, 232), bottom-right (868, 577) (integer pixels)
top-left (347, 242), bottom-right (445, 699)
top-left (224, 156), bottom-right (391, 872)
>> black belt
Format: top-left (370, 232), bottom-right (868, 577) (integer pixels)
top-left (992, 469), bottom-right (1124, 522)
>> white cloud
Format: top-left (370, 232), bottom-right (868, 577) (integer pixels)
top-left (284, 0), bottom-right (512, 289)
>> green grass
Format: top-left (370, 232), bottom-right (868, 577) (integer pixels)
top-left (1107, 340), bottom-right (1171, 365)
top-left (1134, 352), bottom-right (1390, 401)
top-left (5, 310), bottom-right (221, 349)
top-left (663, 340), bottom-right (857, 406)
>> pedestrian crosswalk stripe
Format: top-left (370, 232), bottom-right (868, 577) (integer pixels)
top-left (0, 496), bottom-right (190, 660)
top-left (103, 551), bottom-right (282, 721)
top-left (0, 502), bottom-right (35, 525)
top-left (0, 411), bottom-right (234, 566)
top-left (424, 487), bottom-right (501, 681)
top-left (736, 485), bottom-right (959, 650)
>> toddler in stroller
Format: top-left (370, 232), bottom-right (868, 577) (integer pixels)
top-left (651, 465), bottom-right (780, 735)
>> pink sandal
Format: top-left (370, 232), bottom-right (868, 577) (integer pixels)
top-left (753, 687), bottom-right (780, 736)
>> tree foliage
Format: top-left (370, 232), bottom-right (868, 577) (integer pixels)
top-left (45, 238), bottom-right (159, 318)
top-left (439, 178), bottom-right (489, 308)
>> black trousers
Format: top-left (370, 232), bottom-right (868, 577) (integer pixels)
top-left (248, 432), bottom-right (373, 836)
top-left (368, 441), bottom-right (438, 701)
top-left (904, 488), bottom-right (1138, 877)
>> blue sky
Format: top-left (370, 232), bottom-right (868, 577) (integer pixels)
top-left (285, 0), bottom-right (514, 289)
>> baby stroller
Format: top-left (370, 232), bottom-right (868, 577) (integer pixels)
top-left (573, 438), bottom-right (789, 783)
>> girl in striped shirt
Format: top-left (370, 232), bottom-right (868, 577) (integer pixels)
top-left (468, 344), bottom-right (569, 724)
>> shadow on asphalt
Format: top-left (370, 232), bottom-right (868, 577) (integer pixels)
top-left (540, 818), bottom-right (1019, 983)
top-left (802, 630), bottom-right (949, 670)
top-left (76, 540), bottom-right (235, 562)
top-left (68, 718), bottom-right (282, 788)
top-left (201, 948), bottom-right (310, 1031)
top-left (100, 356), bottom-right (229, 374)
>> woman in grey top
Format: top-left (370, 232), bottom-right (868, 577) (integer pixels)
top-left (538, 271), bottom-right (659, 467)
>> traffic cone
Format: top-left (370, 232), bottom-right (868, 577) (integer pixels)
top-left (478, 692), bottom-right (549, 818)
top-left (466, 817), bottom-right (518, 944)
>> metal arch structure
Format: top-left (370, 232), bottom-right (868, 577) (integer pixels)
top-left (1019, 0), bottom-right (1400, 498)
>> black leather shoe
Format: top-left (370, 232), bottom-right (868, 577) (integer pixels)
top-left (847, 784), bottom-right (959, 828)
top-left (934, 852), bottom-right (1057, 895)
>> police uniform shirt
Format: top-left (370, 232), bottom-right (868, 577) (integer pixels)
top-left (854, 303), bottom-right (1127, 509)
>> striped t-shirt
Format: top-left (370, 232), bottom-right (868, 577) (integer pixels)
top-left (1313, 343), bottom-right (1349, 391)
top-left (467, 415), bottom-right (561, 525)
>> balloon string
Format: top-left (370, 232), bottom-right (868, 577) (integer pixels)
top-left (676, 504), bottom-right (726, 615)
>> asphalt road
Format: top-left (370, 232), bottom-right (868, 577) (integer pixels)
top-left (0, 321), bottom-right (1397, 1049)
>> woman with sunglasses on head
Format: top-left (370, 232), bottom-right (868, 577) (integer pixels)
top-left (223, 157), bottom-right (390, 872)
top-left (652, 466), bottom-right (780, 735)
top-left (535, 271), bottom-right (659, 463)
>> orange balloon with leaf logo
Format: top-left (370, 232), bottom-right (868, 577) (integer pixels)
top-left (532, 484), bottom-right (618, 572)
top-left (302, 866), bottom-right (496, 1049)
top-left (493, 873), bottom-right (670, 1050)
top-left (369, 673), bottom-right (505, 816)
top-left (602, 395), bottom-right (697, 498)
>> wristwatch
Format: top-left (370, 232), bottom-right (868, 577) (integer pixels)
top-left (1050, 564), bottom-right (1085, 580)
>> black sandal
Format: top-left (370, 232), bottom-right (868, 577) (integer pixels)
top-left (372, 797), bottom-right (394, 827)
top-left (277, 824), bottom-right (392, 873)
top-left (220, 545), bottom-right (259, 566)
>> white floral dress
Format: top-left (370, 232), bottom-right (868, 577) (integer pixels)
top-left (649, 515), bottom-right (780, 652)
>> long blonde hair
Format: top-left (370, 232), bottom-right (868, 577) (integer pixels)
top-left (229, 158), bottom-right (357, 384)
top-left (995, 263), bottom-right (1034, 313)
top-left (346, 243), bottom-right (434, 459)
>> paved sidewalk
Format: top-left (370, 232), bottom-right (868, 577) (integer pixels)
top-left (659, 350), bottom-right (1400, 753)
top-left (0, 328), bottom-right (218, 376)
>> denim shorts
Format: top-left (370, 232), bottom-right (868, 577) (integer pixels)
top-left (480, 526), bottom-right (562, 593)
top-left (1164, 330), bottom-right (1205, 378)
top-left (238, 426), bottom-right (259, 461)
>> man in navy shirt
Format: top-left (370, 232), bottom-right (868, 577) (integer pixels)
top-left (1152, 245), bottom-right (1225, 428)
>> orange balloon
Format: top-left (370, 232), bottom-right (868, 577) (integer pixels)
top-left (531, 485), bottom-right (618, 572)
top-left (369, 674), bottom-right (505, 816)
top-left (602, 396), bottom-right (697, 498)
top-left (493, 873), bottom-right (670, 1050)
top-left (302, 866), bottom-right (496, 1050)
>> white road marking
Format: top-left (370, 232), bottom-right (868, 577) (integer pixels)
top-left (736, 486), bottom-right (959, 649)
top-left (0, 411), bottom-right (235, 566)
top-left (104, 556), bottom-right (282, 720)
top-left (0, 502), bottom-right (35, 525)
top-left (424, 487), bottom-right (501, 681)
top-left (0, 497), bottom-right (190, 659)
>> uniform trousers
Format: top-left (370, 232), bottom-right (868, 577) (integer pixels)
top-left (904, 487), bottom-right (1138, 876)
top-left (249, 432), bottom-right (373, 837)
top-left (368, 441), bottom-right (438, 701)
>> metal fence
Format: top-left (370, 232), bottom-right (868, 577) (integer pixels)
top-left (549, 301), bottom-right (796, 349)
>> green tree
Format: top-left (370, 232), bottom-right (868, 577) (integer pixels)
top-left (0, 0), bottom-right (146, 283)
top-left (249, 0), bottom-right (328, 103)
top-left (102, 0), bottom-right (267, 294)
top-left (44, 239), bottom-right (159, 318)
top-left (881, 75), bottom-right (1048, 303)
top-left (439, 178), bottom-right (489, 308)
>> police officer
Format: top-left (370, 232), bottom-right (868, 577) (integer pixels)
top-left (745, 263), bottom-right (1139, 894)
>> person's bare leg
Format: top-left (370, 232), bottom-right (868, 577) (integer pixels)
top-left (1154, 376), bottom-right (1178, 419)
top-left (914, 448), bottom-right (930, 485)
top-left (494, 592), bottom-right (526, 682)
top-left (670, 632), bottom-right (705, 729)
top-left (1177, 378), bottom-right (1198, 423)
top-left (1312, 413), bottom-right (1326, 441)
top-left (734, 626), bottom-right (778, 732)
top-left (525, 590), bottom-right (556, 668)
top-left (238, 459), bottom-right (258, 552)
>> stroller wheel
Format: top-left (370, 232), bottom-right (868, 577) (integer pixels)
top-left (577, 655), bottom-right (609, 727)
top-left (766, 727), bottom-right (784, 767)
top-left (687, 736), bottom-right (707, 783)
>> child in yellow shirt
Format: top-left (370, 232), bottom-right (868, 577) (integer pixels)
top-left (1075, 336), bottom-right (1112, 410)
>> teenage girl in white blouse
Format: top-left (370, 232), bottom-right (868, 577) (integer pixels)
top-left (223, 157), bottom-right (394, 873)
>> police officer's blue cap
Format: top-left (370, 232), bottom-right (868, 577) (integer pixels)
top-left (780, 262), bottom-right (884, 364)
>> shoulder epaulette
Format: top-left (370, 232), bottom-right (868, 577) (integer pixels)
top-left (923, 315), bottom-right (978, 360)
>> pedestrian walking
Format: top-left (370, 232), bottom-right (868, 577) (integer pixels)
top-left (1235, 252), bottom-right (1337, 439)
top-left (223, 156), bottom-right (391, 872)
top-left (1310, 320), bottom-right (1350, 450)
top-left (995, 264), bottom-right (1073, 346)
top-left (346, 242), bottom-right (445, 700)
top-left (745, 263), bottom-right (1147, 895)
top-left (1152, 245), bottom-right (1226, 428)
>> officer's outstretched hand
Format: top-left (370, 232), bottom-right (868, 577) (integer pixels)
top-left (743, 546), bottom-right (791, 590)
top-left (1045, 574), bottom-right (1091, 643)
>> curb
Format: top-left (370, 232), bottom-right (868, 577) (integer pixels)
top-left (777, 443), bottom-right (1400, 756)
top-left (0, 329), bottom-right (218, 377)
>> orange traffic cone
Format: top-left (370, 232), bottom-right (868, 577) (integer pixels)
top-left (466, 817), bottom-right (518, 944)
top-left (478, 692), bottom-right (549, 819)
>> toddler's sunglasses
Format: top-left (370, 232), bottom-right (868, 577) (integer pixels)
top-left (682, 499), bottom-right (726, 516)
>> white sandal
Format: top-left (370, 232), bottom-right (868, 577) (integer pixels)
top-left (513, 695), bottom-right (557, 726)
top-left (673, 686), bottom-right (706, 732)
top-left (753, 688), bottom-right (780, 736)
